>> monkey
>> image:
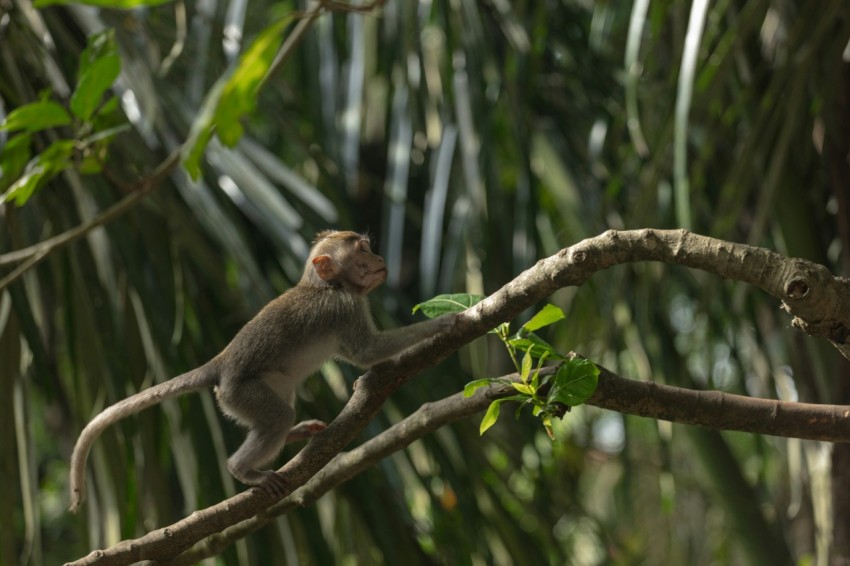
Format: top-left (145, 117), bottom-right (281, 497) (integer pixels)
top-left (69, 230), bottom-right (454, 512)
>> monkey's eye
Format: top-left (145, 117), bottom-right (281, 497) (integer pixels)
top-left (359, 241), bottom-right (371, 253)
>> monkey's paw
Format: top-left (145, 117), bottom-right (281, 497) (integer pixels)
top-left (257, 470), bottom-right (290, 499)
top-left (286, 419), bottom-right (328, 442)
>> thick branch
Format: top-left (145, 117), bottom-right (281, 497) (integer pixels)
top-left (67, 229), bottom-right (850, 564)
top-left (589, 365), bottom-right (850, 441)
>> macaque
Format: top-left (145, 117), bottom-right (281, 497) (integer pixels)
top-left (69, 230), bottom-right (453, 511)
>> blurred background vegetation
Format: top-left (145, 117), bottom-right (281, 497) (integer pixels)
top-left (2, 0), bottom-right (850, 564)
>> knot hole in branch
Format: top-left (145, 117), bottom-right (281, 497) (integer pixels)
top-left (785, 279), bottom-right (810, 300)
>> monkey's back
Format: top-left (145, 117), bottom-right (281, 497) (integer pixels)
top-left (217, 284), bottom-right (364, 385)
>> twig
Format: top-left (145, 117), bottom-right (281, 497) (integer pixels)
top-left (0, 149), bottom-right (182, 290)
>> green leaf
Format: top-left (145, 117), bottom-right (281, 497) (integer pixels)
top-left (183, 85), bottom-right (221, 180)
top-left (1, 140), bottom-right (74, 205)
top-left (184, 15), bottom-right (294, 178)
top-left (0, 101), bottom-right (71, 133)
top-left (463, 378), bottom-right (496, 398)
top-left (70, 31), bottom-right (121, 122)
top-left (520, 350), bottom-right (532, 382)
top-left (35, 0), bottom-right (172, 8)
top-left (217, 17), bottom-right (292, 146)
top-left (508, 333), bottom-right (565, 360)
top-left (548, 358), bottom-right (600, 407)
top-left (530, 353), bottom-right (549, 389)
top-left (522, 303), bottom-right (566, 332)
top-left (413, 293), bottom-right (485, 317)
top-left (511, 382), bottom-right (535, 396)
top-left (479, 400), bottom-right (503, 435)
top-left (0, 134), bottom-right (33, 191)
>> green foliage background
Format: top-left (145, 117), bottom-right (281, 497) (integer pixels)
top-left (2, 0), bottom-right (849, 564)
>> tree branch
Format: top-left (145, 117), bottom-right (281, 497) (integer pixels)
top-left (171, 359), bottom-right (850, 563)
top-left (166, 372), bottom-right (522, 564)
top-left (67, 229), bottom-right (850, 564)
top-left (589, 363), bottom-right (850, 441)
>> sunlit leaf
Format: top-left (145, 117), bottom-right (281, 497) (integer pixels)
top-left (508, 333), bottom-right (565, 360)
top-left (530, 353), bottom-right (549, 389)
top-left (479, 400), bottom-right (503, 435)
top-left (183, 15), bottom-right (293, 178)
top-left (0, 101), bottom-right (71, 133)
top-left (216, 17), bottom-right (292, 146)
top-left (548, 358), bottom-right (599, 407)
top-left (464, 378), bottom-right (496, 398)
top-left (522, 303), bottom-right (566, 332)
top-left (511, 382), bottom-right (535, 395)
top-left (413, 293), bottom-right (485, 317)
top-left (520, 350), bottom-right (532, 382)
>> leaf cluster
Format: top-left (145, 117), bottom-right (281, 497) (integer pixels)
top-left (0, 31), bottom-right (126, 204)
top-left (415, 295), bottom-right (599, 438)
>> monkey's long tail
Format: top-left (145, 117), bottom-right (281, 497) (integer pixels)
top-left (68, 362), bottom-right (218, 512)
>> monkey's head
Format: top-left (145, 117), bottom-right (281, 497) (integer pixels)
top-left (305, 230), bottom-right (387, 295)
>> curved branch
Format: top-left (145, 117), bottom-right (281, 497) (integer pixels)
top-left (67, 229), bottom-right (850, 564)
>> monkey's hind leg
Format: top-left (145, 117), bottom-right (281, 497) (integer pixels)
top-left (233, 419), bottom-right (326, 497)
top-left (219, 380), bottom-right (298, 497)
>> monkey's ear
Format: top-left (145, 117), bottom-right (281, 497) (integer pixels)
top-left (312, 255), bottom-right (338, 281)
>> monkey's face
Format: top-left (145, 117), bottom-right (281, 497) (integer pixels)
top-left (308, 232), bottom-right (387, 294)
top-left (346, 238), bottom-right (387, 295)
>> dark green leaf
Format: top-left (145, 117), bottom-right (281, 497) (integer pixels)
top-left (0, 134), bottom-right (33, 191)
top-left (522, 303), bottom-right (566, 332)
top-left (0, 101), bottom-right (71, 133)
top-left (1, 140), bottom-right (74, 205)
top-left (548, 358), bottom-right (600, 407)
top-left (71, 31), bottom-right (121, 121)
top-left (413, 293), bottom-right (485, 317)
